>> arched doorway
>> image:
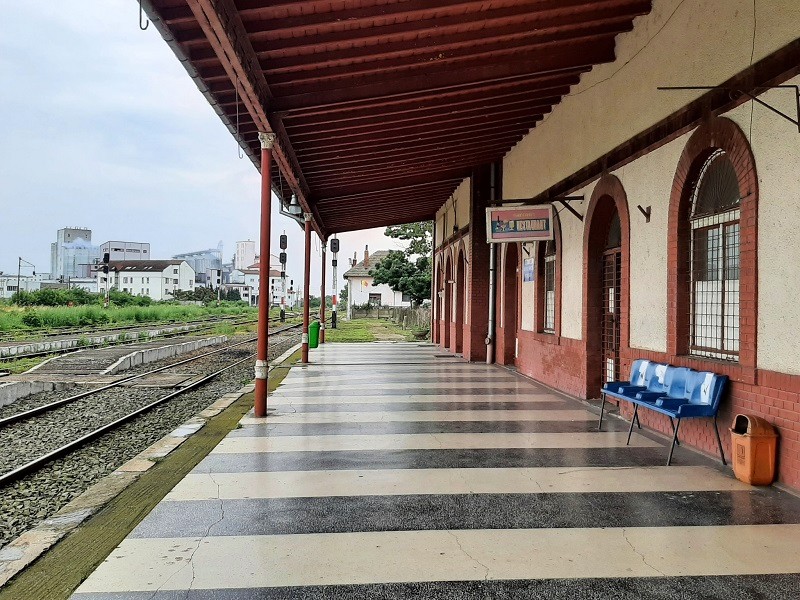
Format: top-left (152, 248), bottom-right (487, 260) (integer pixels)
top-left (502, 243), bottom-right (519, 365)
top-left (443, 255), bottom-right (452, 349)
top-left (454, 248), bottom-right (466, 354)
top-left (584, 176), bottom-right (630, 398)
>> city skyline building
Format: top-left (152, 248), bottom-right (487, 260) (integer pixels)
top-left (50, 227), bottom-right (100, 280)
top-left (100, 241), bottom-right (151, 262)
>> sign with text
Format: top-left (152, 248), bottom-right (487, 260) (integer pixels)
top-left (486, 205), bottom-right (554, 243)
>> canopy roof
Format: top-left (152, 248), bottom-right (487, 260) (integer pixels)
top-left (145, 0), bottom-right (652, 236)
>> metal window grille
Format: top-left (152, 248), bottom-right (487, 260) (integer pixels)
top-left (689, 150), bottom-right (740, 361)
top-left (602, 249), bottom-right (622, 384)
top-left (602, 213), bottom-right (622, 384)
top-left (543, 240), bottom-right (556, 333)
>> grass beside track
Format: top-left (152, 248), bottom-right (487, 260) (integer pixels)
top-left (0, 349), bottom-right (300, 600)
top-left (325, 318), bottom-right (416, 343)
top-left (0, 356), bottom-right (50, 374)
top-left (0, 303), bottom-right (256, 333)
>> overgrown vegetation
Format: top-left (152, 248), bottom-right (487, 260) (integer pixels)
top-left (171, 287), bottom-right (243, 302)
top-left (0, 302), bottom-right (256, 332)
top-left (324, 318), bottom-right (415, 343)
top-left (323, 319), bottom-right (376, 343)
top-left (12, 288), bottom-right (99, 307)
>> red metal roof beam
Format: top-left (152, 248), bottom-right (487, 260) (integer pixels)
top-left (182, 0), bottom-right (321, 235)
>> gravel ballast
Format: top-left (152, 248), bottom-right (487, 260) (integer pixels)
top-left (0, 332), bottom-right (298, 549)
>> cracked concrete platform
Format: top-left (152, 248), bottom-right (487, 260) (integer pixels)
top-left (71, 343), bottom-right (800, 599)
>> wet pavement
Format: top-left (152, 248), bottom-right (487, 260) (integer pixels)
top-left (71, 343), bottom-right (800, 599)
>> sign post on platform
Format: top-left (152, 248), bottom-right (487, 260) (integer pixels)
top-left (485, 204), bottom-right (554, 244)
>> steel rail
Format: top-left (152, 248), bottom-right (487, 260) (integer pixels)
top-left (0, 351), bottom-right (262, 488)
top-left (0, 322), bottom-right (301, 428)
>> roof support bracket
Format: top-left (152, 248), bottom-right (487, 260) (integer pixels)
top-left (488, 195), bottom-right (584, 221)
top-left (659, 85), bottom-right (800, 133)
top-left (557, 196), bottom-right (584, 222)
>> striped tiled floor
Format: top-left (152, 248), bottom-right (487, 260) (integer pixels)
top-left (72, 343), bottom-right (800, 599)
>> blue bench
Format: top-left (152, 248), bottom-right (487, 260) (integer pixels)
top-left (598, 360), bottom-right (728, 466)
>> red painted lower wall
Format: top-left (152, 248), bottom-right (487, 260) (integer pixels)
top-left (513, 334), bottom-right (800, 491)
top-left (615, 348), bottom-right (800, 491)
top-left (516, 331), bottom-right (587, 399)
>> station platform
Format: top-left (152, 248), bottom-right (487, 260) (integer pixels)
top-left (71, 343), bottom-right (800, 598)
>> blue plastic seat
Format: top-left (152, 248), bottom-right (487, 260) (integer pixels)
top-left (598, 360), bottom-right (728, 466)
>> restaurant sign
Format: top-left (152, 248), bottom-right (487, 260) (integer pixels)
top-left (485, 205), bottom-right (554, 243)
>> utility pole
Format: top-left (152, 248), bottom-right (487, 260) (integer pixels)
top-left (16, 257), bottom-right (35, 301)
top-left (331, 236), bottom-right (339, 328)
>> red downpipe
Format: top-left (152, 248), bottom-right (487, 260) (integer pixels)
top-left (254, 132), bottom-right (276, 418)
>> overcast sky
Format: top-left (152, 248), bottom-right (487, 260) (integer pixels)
top-left (0, 1), bottom-right (403, 295)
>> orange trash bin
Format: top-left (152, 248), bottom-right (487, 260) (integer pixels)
top-left (729, 414), bottom-right (778, 485)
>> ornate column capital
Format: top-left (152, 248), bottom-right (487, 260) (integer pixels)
top-left (258, 132), bottom-right (277, 149)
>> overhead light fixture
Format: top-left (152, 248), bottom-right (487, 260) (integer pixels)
top-left (286, 194), bottom-right (302, 216)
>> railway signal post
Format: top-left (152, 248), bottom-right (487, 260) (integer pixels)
top-left (280, 234), bottom-right (287, 323)
top-left (331, 236), bottom-right (339, 329)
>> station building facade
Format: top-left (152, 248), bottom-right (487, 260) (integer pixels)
top-left (433, 0), bottom-right (800, 491)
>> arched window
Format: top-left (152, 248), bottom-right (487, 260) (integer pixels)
top-left (542, 240), bottom-right (556, 333)
top-left (689, 150), bottom-right (740, 360)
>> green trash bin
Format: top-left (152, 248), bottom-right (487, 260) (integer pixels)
top-left (309, 320), bottom-right (320, 349)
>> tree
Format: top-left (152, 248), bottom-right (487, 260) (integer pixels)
top-left (339, 285), bottom-right (348, 303)
top-left (384, 222), bottom-right (432, 257)
top-left (370, 251), bottom-right (431, 306)
top-left (370, 221), bottom-right (433, 306)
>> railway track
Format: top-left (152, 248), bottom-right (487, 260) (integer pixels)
top-left (0, 322), bottom-right (301, 488)
top-left (0, 322), bottom-right (303, 547)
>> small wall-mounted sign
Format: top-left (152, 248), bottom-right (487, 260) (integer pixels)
top-left (522, 258), bottom-right (535, 283)
top-left (486, 204), bottom-right (554, 243)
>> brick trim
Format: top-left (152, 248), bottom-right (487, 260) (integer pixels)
top-left (454, 246), bottom-right (467, 354)
top-left (583, 174), bottom-right (631, 398)
top-left (666, 116), bottom-right (758, 372)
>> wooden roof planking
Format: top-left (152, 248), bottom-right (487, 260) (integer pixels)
top-left (144, 0), bottom-right (652, 236)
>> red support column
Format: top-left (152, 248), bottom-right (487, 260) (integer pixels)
top-left (320, 241), bottom-right (327, 344)
top-left (254, 132), bottom-right (276, 418)
top-left (302, 213), bottom-right (312, 363)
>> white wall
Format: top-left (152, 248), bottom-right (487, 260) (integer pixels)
top-left (728, 81), bottom-right (800, 374)
top-left (435, 178), bottom-right (471, 247)
top-left (347, 276), bottom-right (412, 310)
top-left (0, 276), bottom-right (39, 298)
top-left (502, 0), bottom-right (800, 203)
